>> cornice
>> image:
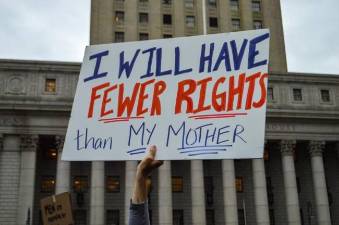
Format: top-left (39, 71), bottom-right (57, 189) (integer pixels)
top-left (0, 59), bottom-right (81, 73)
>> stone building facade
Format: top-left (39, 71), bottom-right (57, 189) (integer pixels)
top-left (1, 0), bottom-right (339, 225)
top-left (0, 60), bottom-right (338, 225)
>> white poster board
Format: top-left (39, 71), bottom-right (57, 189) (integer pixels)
top-left (62, 29), bottom-right (270, 161)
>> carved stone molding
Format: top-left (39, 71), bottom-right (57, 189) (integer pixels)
top-left (55, 135), bottom-right (65, 153)
top-left (5, 75), bottom-right (26, 95)
top-left (20, 135), bottom-right (39, 152)
top-left (0, 116), bottom-right (23, 126)
top-left (308, 141), bottom-right (325, 157)
top-left (280, 140), bottom-right (296, 156)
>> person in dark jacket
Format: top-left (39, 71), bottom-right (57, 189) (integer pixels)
top-left (129, 146), bottom-right (163, 225)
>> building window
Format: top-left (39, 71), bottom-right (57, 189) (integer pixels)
top-left (163, 14), bottom-right (172, 25)
top-left (45, 148), bottom-right (58, 160)
top-left (106, 176), bottom-right (120, 192)
top-left (238, 209), bottom-right (245, 225)
top-left (163, 0), bottom-right (171, 4)
top-left (163, 34), bottom-right (172, 38)
top-left (139, 33), bottom-right (149, 40)
top-left (230, 0), bottom-right (239, 11)
top-left (232, 19), bottom-right (241, 31)
top-left (106, 210), bottom-right (119, 225)
top-left (73, 176), bottom-right (89, 192)
top-left (115, 11), bottom-right (124, 23)
top-left (45, 78), bottom-right (56, 93)
top-left (139, 13), bottom-right (148, 24)
top-left (235, 177), bottom-right (244, 192)
top-left (252, 1), bottom-right (261, 12)
top-left (172, 176), bottom-right (183, 192)
top-left (206, 209), bottom-right (215, 225)
top-left (186, 16), bottom-right (195, 27)
top-left (173, 209), bottom-right (184, 225)
top-left (208, 0), bottom-right (217, 7)
top-left (114, 32), bottom-right (124, 43)
top-left (40, 176), bottom-right (55, 193)
top-left (74, 210), bottom-right (87, 225)
top-left (185, 0), bottom-right (194, 8)
top-left (267, 87), bottom-right (274, 101)
top-left (204, 176), bottom-right (214, 205)
top-left (209, 17), bottom-right (218, 28)
top-left (321, 89), bottom-right (330, 102)
top-left (253, 20), bottom-right (263, 29)
top-left (293, 88), bottom-right (303, 101)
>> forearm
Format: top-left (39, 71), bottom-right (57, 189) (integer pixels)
top-left (132, 177), bottom-right (147, 204)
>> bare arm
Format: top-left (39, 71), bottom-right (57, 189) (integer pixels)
top-left (129, 146), bottom-right (163, 225)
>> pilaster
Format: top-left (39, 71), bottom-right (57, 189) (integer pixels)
top-left (0, 134), bottom-right (21, 225)
top-left (55, 135), bottom-right (71, 194)
top-left (90, 161), bottom-right (105, 225)
top-left (308, 141), bottom-right (331, 225)
top-left (17, 134), bottom-right (38, 225)
top-left (279, 140), bottom-right (301, 225)
top-left (158, 161), bottom-right (173, 225)
top-left (222, 159), bottom-right (238, 225)
top-left (191, 160), bottom-right (206, 225)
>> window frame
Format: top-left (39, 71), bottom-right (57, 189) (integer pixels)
top-left (40, 175), bottom-right (56, 193)
top-left (139, 12), bottom-right (149, 24)
top-left (173, 209), bottom-right (184, 225)
top-left (209, 17), bottom-right (218, 28)
top-left (115, 11), bottom-right (124, 23)
top-left (45, 78), bottom-right (57, 93)
top-left (253, 20), bottom-right (263, 29)
top-left (106, 209), bottom-right (120, 225)
top-left (163, 14), bottom-right (172, 25)
top-left (252, 0), bottom-right (261, 12)
top-left (208, 0), bottom-right (217, 7)
top-left (114, 32), bottom-right (125, 43)
top-left (186, 16), bottom-right (195, 28)
top-left (106, 176), bottom-right (121, 193)
top-left (292, 88), bottom-right (303, 103)
top-left (231, 18), bottom-right (241, 31)
top-left (73, 176), bottom-right (89, 193)
top-left (235, 176), bottom-right (244, 193)
top-left (230, 0), bottom-right (239, 11)
top-left (172, 176), bottom-right (184, 193)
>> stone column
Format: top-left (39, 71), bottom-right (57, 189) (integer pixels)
top-left (252, 158), bottom-right (270, 225)
top-left (191, 160), bottom-right (206, 225)
top-left (280, 140), bottom-right (301, 225)
top-left (125, 161), bottom-right (137, 225)
top-left (158, 161), bottom-right (173, 225)
top-left (90, 161), bottom-right (105, 225)
top-left (222, 159), bottom-right (238, 225)
top-left (17, 135), bottom-right (38, 225)
top-left (308, 141), bottom-right (331, 225)
top-left (0, 134), bottom-right (21, 225)
top-left (55, 135), bottom-right (70, 194)
top-left (239, 0), bottom-right (253, 30)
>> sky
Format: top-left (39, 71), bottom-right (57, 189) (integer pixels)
top-left (0, 0), bottom-right (338, 75)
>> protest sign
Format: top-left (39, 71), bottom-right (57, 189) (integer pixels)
top-left (40, 192), bottom-right (74, 225)
top-left (62, 29), bottom-right (270, 160)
